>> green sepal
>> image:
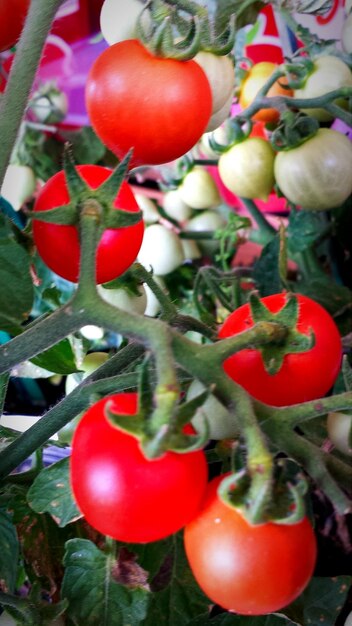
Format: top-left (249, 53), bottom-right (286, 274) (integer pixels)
top-left (105, 403), bottom-right (145, 439)
top-left (342, 354), bottom-right (352, 392)
top-left (104, 209), bottom-right (143, 229)
top-left (30, 203), bottom-right (78, 225)
top-left (284, 57), bottom-right (315, 90)
top-left (218, 458), bottom-right (309, 526)
top-left (270, 113), bottom-right (320, 152)
top-left (249, 291), bottom-right (315, 376)
top-left (63, 144), bottom-right (89, 199)
top-left (164, 426), bottom-right (210, 453)
top-left (200, 14), bottom-right (236, 55)
top-left (96, 149), bottom-right (132, 201)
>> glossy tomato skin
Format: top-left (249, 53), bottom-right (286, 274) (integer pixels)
top-left (0, 0), bottom-right (30, 52)
top-left (70, 393), bottom-right (208, 543)
top-left (239, 62), bottom-right (293, 123)
top-left (184, 475), bottom-right (317, 615)
top-left (85, 39), bottom-right (212, 168)
top-left (33, 165), bottom-right (144, 284)
top-left (218, 293), bottom-right (342, 406)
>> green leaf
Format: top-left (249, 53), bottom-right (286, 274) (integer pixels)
top-left (0, 583), bottom-right (68, 625)
top-left (293, 277), bottom-right (352, 318)
top-left (282, 575), bottom-right (352, 626)
top-left (62, 539), bottom-right (150, 626)
top-left (0, 508), bottom-right (19, 593)
top-left (287, 208), bottom-right (329, 253)
top-left (141, 534), bottom-right (209, 625)
top-left (70, 126), bottom-right (107, 164)
top-left (187, 613), bottom-right (298, 625)
top-left (0, 214), bottom-right (33, 332)
top-left (27, 457), bottom-right (81, 528)
top-left (30, 338), bottom-right (77, 375)
top-left (253, 235), bottom-right (283, 297)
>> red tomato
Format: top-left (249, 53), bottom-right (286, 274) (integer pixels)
top-left (70, 393), bottom-right (208, 543)
top-left (0, 0), bottom-right (30, 52)
top-left (218, 293), bottom-right (342, 406)
top-left (85, 39), bottom-right (212, 168)
top-left (32, 164), bottom-right (144, 284)
top-left (184, 474), bottom-right (317, 615)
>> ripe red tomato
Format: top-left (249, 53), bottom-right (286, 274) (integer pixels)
top-left (85, 39), bottom-right (212, 168)
top-left (0, 0), bottom-right (30, 52)
top-left (32, 164), bottom-right (144, 284)
top-left (184, 474), bottom-right (317, 615)
top-left (70, 393), bottom-right (208, 543)
top-left (218, 293), bottom-right (342, 406)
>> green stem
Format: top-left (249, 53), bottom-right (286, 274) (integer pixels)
top-left (240, 198), bottom-right (277, 245)
top-left (0, 0), bottom-right (66, 185)
top-left (256, 390), bottom-right (352, 427)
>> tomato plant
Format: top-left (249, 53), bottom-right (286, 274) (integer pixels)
top-left (274, 129), bottom-right (352, 211)
top-left (70, 393), bottom-right (208, 543)
top-left (85, 39), bottom-right (212, 167)
top-left (184, 474), bottom-right (317, 615)
top-left (239, 61), bottom-right (293, 123)
top-left (218, 293), bottom-right (342, 406)
top-left (32, 164), bottom-right (144, 284)
top-left (218, 137), bottom-right (275, 200)
top-left (0, 0), bottom-right (30, 52)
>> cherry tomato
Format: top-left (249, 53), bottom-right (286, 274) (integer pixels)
top-left (294, 55), bottom-right (352, 121)
top-left (184, 474), bottom-right (317, 615)
top-left (0, 0), bottom-right (30, 52)
top-left (218, 137), bottom-right (275, 201)
top-left (195, 52), bottom-right (234, 131)
top-left (327, 412), bottom-right (352, 456)
top-left (85, 39), bottom-right (212, 168)
top-left (137, 223), bottom-right (184, 276)
top-left (178, 166), bottom-right (220, 210)
top-left (218, 293), bottom-right (342, 406)
top-left (32, 165), bottom-right (144, 284)
top-left (70, 393), bottom-right (208, 543)
top-left (274, 129), bottom-right (352, 211)
top-left (239, 62), bottom-right (293, 123)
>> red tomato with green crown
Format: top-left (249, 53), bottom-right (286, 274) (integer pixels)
top-left (184, 474), bottom-right (317, 615)
top-left (85, 39), bottom-right (212, 168)
top-left (218, 293), bottom-right (342, 406)
top-left (70, 393), bottom-right (208, 543)
top-left (32, 164), bottom-right (144, 284)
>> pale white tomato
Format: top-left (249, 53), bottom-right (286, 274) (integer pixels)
top-left (194, 52), bottom-right (234, 117)
top-left (184, 209), bottom-right (226, 255)
top-left (163, 189), bottom-right (193, 222)
top-left (144, 275), bottom-right (166, 317)
top-left (327, 412), bottom-right (352, 456)
top-left (134, 192), bottom-right (160, 223)
top-left (178, 166), bottom-right (220, 209)
top-left (1, 164), bottom-right (36, 211)
top-left (97, 282), bottom-right (147, 315)
top-left (100, 0), bottom-right (150, 45)
top-left (294, 55), bottom-right (352, 121)
top-left (137, 223), bottom-right (185, 275)
top-left (342, 13), bottom-right (352, 54)
top-left (187, 379), bottom-right (238, 440)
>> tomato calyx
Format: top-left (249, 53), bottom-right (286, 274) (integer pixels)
top-left (105, 358), bottom-right (210, 459)
top-left (248, 291), bottom-right (315, 375)
top-left (31, 147), bottom-right (143, 230)
top-left (208, 116), bottom-right (253, 154)
top-left (218, 456), bottom-right (309, 526)
top-left (135, 0), bottom-right (235, 59)
top-left (270, 111), bottom-right (320, 152)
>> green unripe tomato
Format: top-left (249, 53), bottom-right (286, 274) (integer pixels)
top-left (294, 55), bottom-right (352, 121)
top-left (65, 351), bottom-right (109, 395)
top-left (184, 210), bottom-right (226, 255)
top-left (178, 166), bottom-right (221, 210)
top-left (138, 224), bottom-right (185, 275)
top-left (218, 138), bottom-right (275, 201)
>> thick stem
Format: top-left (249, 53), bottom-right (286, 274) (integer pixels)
top-left (0, 0), bottom-right (65, 185)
